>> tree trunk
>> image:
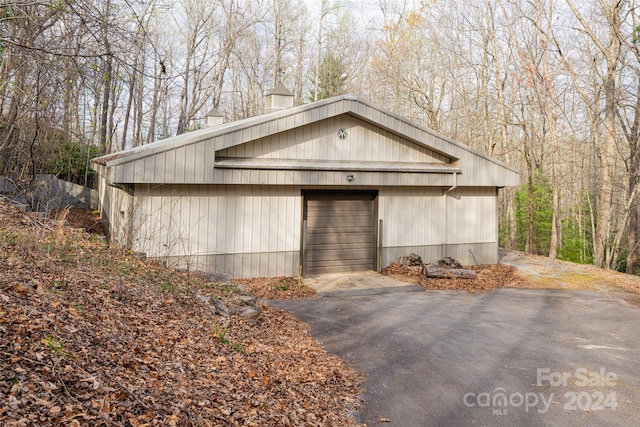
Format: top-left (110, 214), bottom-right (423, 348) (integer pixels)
top-left (550, 185), bottom-right (560, 260)
top-left (273, 0), bottom-right (283, 84)
top-left (508, 188), bottom-right (517, 249)
top-left (177, 59), bottom-right (191, 135)
top-left (147, 62), bottom-right (162, 144)
top-left (313, 0), bottom-right (324, 101)
top-left (595, 69), bottom-right (618, 268)
top-left (528, 169), bottom-right (535, 254)
top-left (618, 57), bottom-right (640, 273)
top-left (134, 57), bottom-right (145, 146)
top-left (425, 265), bottom-right (476, 279)
top-left (565, 0), bottom-right (622, 268)
top-left (625, 80), bottom-right (640, 273)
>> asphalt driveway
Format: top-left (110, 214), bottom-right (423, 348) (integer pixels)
top-left (271, 287), bottom-right (640, 426)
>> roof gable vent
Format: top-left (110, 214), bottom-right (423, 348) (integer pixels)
top-left (265, 82), bottom-right (294, 113)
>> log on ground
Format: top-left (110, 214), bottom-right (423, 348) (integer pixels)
top-left (424, 264), bottom-right (477, 279)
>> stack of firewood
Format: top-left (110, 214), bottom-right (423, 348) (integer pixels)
top-left (399, 253), bottom-right (424, 267)
top-left (397, 253), bottom-right (476, 279)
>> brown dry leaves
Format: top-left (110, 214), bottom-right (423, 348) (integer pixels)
top-left (0, 202), bottom-right (361, 426)
top-left (383, 262), bottom-right (530, 292)
top-left (48, 207), bottom-right (104, 235)
top-left (233, 277), bottom-right (317, 300)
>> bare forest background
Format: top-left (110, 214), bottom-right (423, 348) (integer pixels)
top-left (2, 0), bottom-right (640, 273)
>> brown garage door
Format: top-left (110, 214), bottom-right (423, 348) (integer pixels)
top-left (304, 191), bottom-right (377, 275)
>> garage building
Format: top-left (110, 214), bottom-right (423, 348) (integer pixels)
top-left (92, 89), bottom-right (520, 278)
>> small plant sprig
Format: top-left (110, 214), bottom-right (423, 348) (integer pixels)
top-left (43, 334), bottom-right (67, 355)
top-left (213, 322), bottom-right (243, 353)
top-left (160, 280), bottom-right (176, 292)
top-left (213, 322), bottom-right (230, 345)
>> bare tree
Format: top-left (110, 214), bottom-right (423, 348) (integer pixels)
top-left (562, 0), bottom-right (623, 268)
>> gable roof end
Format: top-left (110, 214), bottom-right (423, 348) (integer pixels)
top-left (92, 94), bottom-right (520, 187)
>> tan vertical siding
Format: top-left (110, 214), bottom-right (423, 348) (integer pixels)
top-left (96, 173), bottom-right (133, 247)
top-left (446, 187), bottom-right (497, 244)
top-left (164, 150), bottom-right (174, 182)
top-left (379, 187), bottom-right (445, 248)
top-left (215, 115), bottom-right (450, 164)
top-left (378, 186), bottom-right (498, 267)
top-left (131, 184), bottom-right (302, 278)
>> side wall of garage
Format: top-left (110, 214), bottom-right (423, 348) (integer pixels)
top-left (118, 184), bottom-right (497, 278)
top-left (378, 186), bottom-right (498, 266)
top-left (131, 184), bottom-right (302, 278)
top-left (96, 171), bottom-right (133, 247)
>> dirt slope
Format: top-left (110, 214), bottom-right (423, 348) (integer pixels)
top-left (500, 250), bottom-right (640, 293)
top-left (0, 202), bottom-right (361, 426)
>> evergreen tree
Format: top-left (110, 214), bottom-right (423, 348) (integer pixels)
top-left (309, 51), bottom-right (347, 101)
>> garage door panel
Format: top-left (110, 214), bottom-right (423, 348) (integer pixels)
top-left (307, 199), bottom-right (373, 206)
top-left (307, 219), bottom-right (373, 229)
top-left (307, 208), bottom-right (372, 217)
top-left (307, 209), bottom-right (373, 217)
top-left (307, 210), bottom-right (372, 217)
top-left (307, 258), bottom-right (370, 266)
top-left (307, 217), bottom-right (373, 228)
top-left (307, 211), bottom-right (373, 220)
top-left (306, 259), bottom-right (373, 271)
top-left (304, 192), bottom-right (376, 275)
top-left (307, 250), bottom-right (373, 263)
top-left (307, 226), bottom-right (373, 233)
top-left (307, 202), bottom-right (373, 212)
top-left (306, 233), bottom-right (373, 245)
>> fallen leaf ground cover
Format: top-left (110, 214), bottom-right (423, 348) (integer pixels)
top-left (48, 208), bottom-right (104, 235)
top-left (0, 201), bottom-right (362, 426)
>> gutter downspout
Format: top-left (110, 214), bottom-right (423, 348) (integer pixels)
top-left (443, 172), bottom-right (458, 259)
top-left (446, 171), bottom-right (458, 193)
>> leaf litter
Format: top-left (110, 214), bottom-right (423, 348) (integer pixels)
top-left (0, 201), bottom-right (362, 426)
top-left (382, 262), bottom-right (530, 292)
